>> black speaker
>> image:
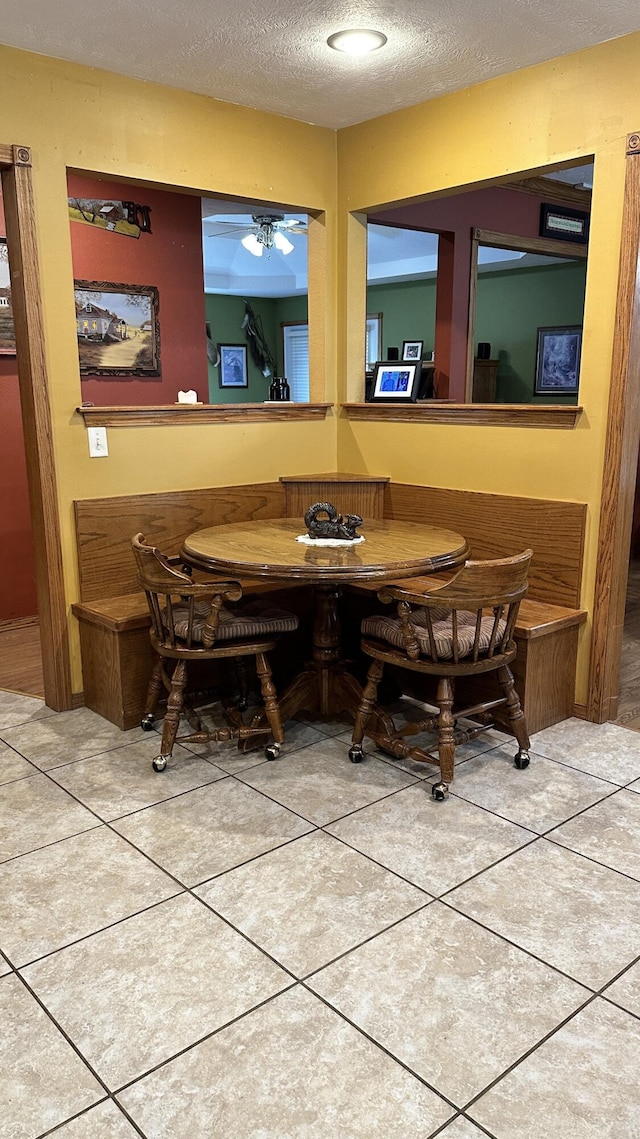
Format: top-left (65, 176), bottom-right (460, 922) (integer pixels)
top-left (386, 346), bottom-right (399, 361)
top-left (477, 342), bottom-right (491, 360)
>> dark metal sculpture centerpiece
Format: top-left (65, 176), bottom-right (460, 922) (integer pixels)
top-left (304, 502), bottom-right (364, 541)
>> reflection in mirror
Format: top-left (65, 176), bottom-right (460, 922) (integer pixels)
top-left (366, 223), bottom-right (438, 396)
top-left (68, 171), bottom-right (309, 407)
top-left (368, 158), bottom-right (592, 404)
top-left (203, 200), bottom-right (308, 403)
top-left (469, 231), bottom-right (587, 404)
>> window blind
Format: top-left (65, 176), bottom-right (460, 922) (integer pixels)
top-left (283, 324), bottom-right (310, 402)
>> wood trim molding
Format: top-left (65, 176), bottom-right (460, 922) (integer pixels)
top-left (473, 228), bottom-right (588, 260)
top-left (342, 403), bottom-right (582, 427)
top-left (1, 150), bottom-right (73, 710)
top-left (507, 177), bottom-right (592, 210)
top-left (587, 132), bottom-right (640, 721)
top-left (76, 403), bottom-right (333, 427)
top-left (465, 235), bottom-right (480, 400)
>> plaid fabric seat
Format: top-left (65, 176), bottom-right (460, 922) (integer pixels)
top-left (362, 607), bottom-right (507, 661)
top-left (170, 600), bottom-right (299, 643)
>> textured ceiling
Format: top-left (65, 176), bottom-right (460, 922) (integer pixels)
top-left (1, 0), bottom-right (639, 128)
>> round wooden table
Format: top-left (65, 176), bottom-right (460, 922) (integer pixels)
top-left (182, 518), bottom-right (469, 724)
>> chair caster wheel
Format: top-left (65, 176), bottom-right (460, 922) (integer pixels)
top-left (152, 755), bottom-right (168, 772)
top-left (349, 746), bottom-right (364, 764)
top-left (432, 781), bottom-right (449, 802)
top-left (265, 743), bottom-right (280, 761)
top-left (140, 714), bottom-right (155, 731)
top-left (514, 750), bottom-right (530, 770)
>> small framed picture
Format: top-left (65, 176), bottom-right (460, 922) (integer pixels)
top-left (534, 326), bottom-right (582, 395)
top-left (539, 203), bottom-right (589, 245)
top-left (402, 339), bottom-right (423, 361)
top-left (218, 343), bottom-right (248, 388)
top-left (369, 360), bottom-right (421, 402)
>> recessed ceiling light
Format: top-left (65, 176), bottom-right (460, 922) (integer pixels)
top-left (327, 29), bottom-right (387, 56)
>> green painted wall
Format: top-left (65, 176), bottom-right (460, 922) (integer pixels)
top-left (366, 261), bottom-right (586, 403)
top-left (475, 260), bottom-right (587, 403)
top-left (366, 279), bottom-right (437, 360)
top-left (205, 293), bottom-right (308, 401)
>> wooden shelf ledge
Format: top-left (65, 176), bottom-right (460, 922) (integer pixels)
top-left (76, 403), bottom-right (333, 427)
top-left (342, 403), bottom-right (582, 428)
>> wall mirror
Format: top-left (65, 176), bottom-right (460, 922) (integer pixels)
top-left (367, 158), bottom-right (592, 404)
top-left (68, 171), bottom-right (309, 407)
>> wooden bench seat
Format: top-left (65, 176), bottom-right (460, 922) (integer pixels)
top-left (345, 578), bottom-right (587, 735)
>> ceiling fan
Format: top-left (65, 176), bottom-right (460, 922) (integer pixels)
top-left (206, 212), bottom-right (307, 256)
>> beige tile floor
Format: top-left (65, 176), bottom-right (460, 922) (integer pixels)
top-left (2, 690), bottom-right (640, 1137)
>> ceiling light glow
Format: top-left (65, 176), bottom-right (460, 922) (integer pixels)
top-left (273, 231), bottom-right (294, 255)
top-left (327, 29), bottom-right (387, 56)
top-left (242, 233), bottom-right (263, 256)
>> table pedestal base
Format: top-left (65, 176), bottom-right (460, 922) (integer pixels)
top-left (248, 583), bottom-right (396, 741)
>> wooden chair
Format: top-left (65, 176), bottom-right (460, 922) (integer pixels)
top-left (348, 550), bottom-right (533, 800)
top-left (132, 534), bottom-right (298, 771)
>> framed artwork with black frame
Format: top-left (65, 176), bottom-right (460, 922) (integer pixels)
top-left (534, 325), bottom-right (582, 395)
top-left (539, 202), bottom-right (589, 245)
top-left (218, 343), bottom-right (248, 388)
top-left (369, 360), bottom-right (421, 402)
top-left (402, 339), bottom-right (423, 361)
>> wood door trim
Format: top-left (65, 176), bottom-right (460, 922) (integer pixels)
top-left (587, 132), bottom-right (640, 720)
top-left (0, 144), bottom-right (72, 709)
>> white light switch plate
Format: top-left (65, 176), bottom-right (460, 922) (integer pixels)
top-left (88, 426), bottom-right (109, 457)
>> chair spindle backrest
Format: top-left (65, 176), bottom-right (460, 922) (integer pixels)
top-left (379, 549), bottom-right (532, 664)
top-left (132, 533), bottom-right (242, 650)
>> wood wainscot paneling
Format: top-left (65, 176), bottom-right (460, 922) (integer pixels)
top-left (74, 481), bottom-right (287, 602)
top-left (280, 473), bottom-right (389, 521)
top-left (383, 482), bottom-right (586, 608)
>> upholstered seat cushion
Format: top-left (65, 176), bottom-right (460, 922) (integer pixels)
top-left (362, 607), bottom-right (507, 661)
top-left (169, 600), bottom-right (298, 643)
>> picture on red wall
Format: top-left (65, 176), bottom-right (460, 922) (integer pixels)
top-left (68, 197), bottom-right (152, 239)
top-left (0, 238), bottom-right (15, 355)
top-left (74, 280), bottom-right (160, 376)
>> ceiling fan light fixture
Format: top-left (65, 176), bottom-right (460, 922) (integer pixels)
top-left (273, 231), bottom-right (294, 255)
top-left (242, 232), bottom-right (263, 256)
top-left (327, 28), bottom-right (387, 56)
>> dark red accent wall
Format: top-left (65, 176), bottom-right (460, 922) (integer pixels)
top-left (0, 193), bottom-right (38, 620)
top-left (68, 174), bottom-right (208, 405)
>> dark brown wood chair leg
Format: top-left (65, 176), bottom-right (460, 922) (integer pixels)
top-left (155, 660), bottom-right (188, 771)
top-left (255, 651), bottom-right (284, 759)
top-left (497, 664), bottom-right (531, 760)
top-left (434, 676), bottom-right (456, 798)
top-left (349, 658), bottom-right (385, 762)
top-left (141, 657), bottom-right (164, 731)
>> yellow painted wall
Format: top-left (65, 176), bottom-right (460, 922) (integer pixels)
top-left (3, 33), bottom-right (640, 704)
top-left (0, 45), bottom-right (338, 690)
top-left (337, 33), bottom-right (640, 704)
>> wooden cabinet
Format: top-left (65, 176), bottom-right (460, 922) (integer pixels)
top-left (472, 358), bottom-right (498, 402)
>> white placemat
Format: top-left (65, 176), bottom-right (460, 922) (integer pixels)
top-left (296, 534), bottom-right (366, 547)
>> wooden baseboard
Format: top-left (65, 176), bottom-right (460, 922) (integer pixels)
top-left (72, 692), bottom-right (85, 710)
top-left (572, 702), bottom-right (588, 720)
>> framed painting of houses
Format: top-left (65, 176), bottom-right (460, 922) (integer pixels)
top-left (0, 238), bottom-right (16, 355)
top-left (74, 280), bottom-right (160, 375)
